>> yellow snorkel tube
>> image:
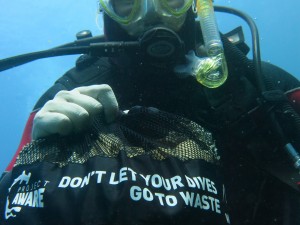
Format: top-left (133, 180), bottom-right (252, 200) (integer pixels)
top-left (175, 0), bottom-right (228, 88)
top-left (196, 0), bottom-right (228, 88)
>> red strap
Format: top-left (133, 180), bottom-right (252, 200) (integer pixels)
top-left (287, 88), bottom-right (300, 113)
top-left (5, 111), bottom-right (37, 172)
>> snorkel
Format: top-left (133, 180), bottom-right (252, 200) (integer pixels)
top-left (175, 0), bottom-right (228, 88)
top-left (196, 0), bottom-right (228, 88)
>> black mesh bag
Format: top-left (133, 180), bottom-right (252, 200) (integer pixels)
top-left (0, 107), bottom-right (230, 225)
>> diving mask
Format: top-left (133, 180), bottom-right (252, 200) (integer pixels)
top-left (99, 0), bottom-right (194, 36)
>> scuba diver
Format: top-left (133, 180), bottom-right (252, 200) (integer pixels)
top-left (1, 0), bottom-right (300, 224)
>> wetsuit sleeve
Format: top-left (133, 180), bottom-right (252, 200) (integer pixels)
top-left (261, 62), bottom-right (300, 224)
top-left (4, 111), bottom-right (37, 172)
top-left (3, 57), bottom-right (113, 174)
top-left (261, 61), bottom-right (300, 91)
top-left (261, 61), bottom-right (300, 113)
top-left (286, 87), bottom-right (300, 113)
top-left (3, 82), bottom-right (69, 174)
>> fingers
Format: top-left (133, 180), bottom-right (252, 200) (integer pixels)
top-left (74, 84), bottom-right (119, 123)
top-left (32, 111), bottom-right (72, 140)
top-left (32, 100), bottom-right (90, 139)
top-left (56, 89), bottom-right (103, 116)
top-left (32, 84), bottom-right (119, 140)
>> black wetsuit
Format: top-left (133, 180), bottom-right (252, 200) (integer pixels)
top-left (1, 35), bottom-right (300, 225)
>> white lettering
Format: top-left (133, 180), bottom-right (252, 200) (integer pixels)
top-left (12, 193), bottom-right (19, 205)
top-left (155, 193), bottom-right (165, 206)
top-left (70, 177), bottom-right (82, 188)
top-left (38, 188), bottom-right (45, 207)
top-left (24, 192), bottom-right (33, 206)
top-left (95, 171), bottom-right (106, 183)
top-left (44, 180), bottom-right (50, 187)
top-left (179, 191), bottom-right (195, 207)
top-left (179, 191), bottom-right (221, 214)
top-left (17, 193), bottom-right (28, 205)
top-left (154, 193), bottom-right (177, 206)
top-left (130, 186), bottom-right (142, 201)
top-left (210, 181), bottom-right (217, 194)
top-left (11, 188), bottom-right (45, 208)
top-left (143, 188), bottom-right (154, 201)
top-left (130, 186), bottom-right (156, 202)
top-left (33, 189), bottom-right (39, 207)
top-left (185, 175), bottom-right (196, 188)
top-left (215, 199), bottom-right (221, 214)
top-left (81, 173), bottom-right (91, 188)
top-left (140, 174), bottom-right (151, 186)
top-left (151, 175), bottom-right (162, 188)
top-left (58, 176), bottom-right (71, 188)
top-left (194, 193), bottom-right (203, 209)
top-left (109, 173), bottom-right (119, 185)
top-left (206, 179), bottom-right (213, 193)
top-left (198, 177), bottom-right (207, 191)
top-left (192, 177), bottom-right (201, 188)
top-left (162, 178), bottom-right (172, 191)
top-left (165, 195), bottom-right (177, 207)
top-left (119, 167), bottom-right (128, 183)
top-left (170, 176), bottom-right (184, 190)
top-left (127, 168), bottom-right (137, 181)
top-left (201, 195), bottom-right (209, 210)
top-left (208, 196), bottom-right (215, 211)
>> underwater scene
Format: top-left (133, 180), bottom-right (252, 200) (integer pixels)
top-left (0, 0), bottom-right (300, 224)
top-left (1, 0), bottom-right (299, 174)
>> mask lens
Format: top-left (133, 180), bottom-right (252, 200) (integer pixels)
top-left (166, 0), bottom-right (185, 9)
top-left (112, 0), bottom-right (135, 17)
top-left (99, 0), bottom-right (139, 24)
top-left (161, 0), bottom-right (193, 16)
top-left (100, 0), bottom-right (193, 32)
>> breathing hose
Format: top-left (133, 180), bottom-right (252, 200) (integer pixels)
top-left (214, 6), bottom-right (300, 170)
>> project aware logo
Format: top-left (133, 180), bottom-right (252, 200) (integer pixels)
top-left (5, 170), bottom-right (48, 220)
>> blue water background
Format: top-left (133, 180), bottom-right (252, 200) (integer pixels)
top-left (0, 0), bottom-right (299, 173)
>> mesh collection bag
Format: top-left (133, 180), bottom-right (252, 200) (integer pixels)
top-left (0, 107), bottom-right (230, 225)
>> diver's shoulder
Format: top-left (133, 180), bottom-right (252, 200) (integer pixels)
top-left (261, 61), bottom-right (300, 91)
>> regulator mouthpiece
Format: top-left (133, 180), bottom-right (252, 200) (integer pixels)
top-left (197, 0), bottom-right (228, 88)
top-left (175, 0), bottom-right (228, 88)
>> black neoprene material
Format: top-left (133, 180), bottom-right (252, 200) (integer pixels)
top-left (0, 107), bottom-right (231, 225)
top-left (25, 20), bottom-right (300, 225)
